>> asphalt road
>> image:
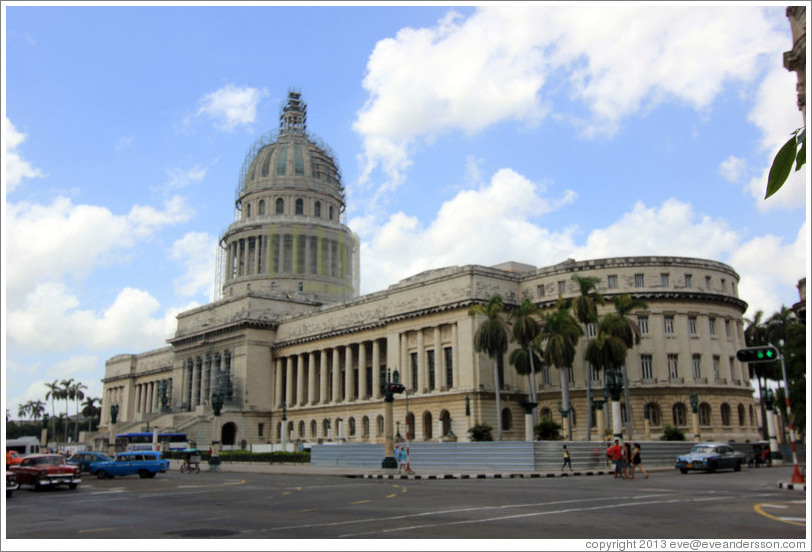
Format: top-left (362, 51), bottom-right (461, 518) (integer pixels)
top-left (3, 466), bottom-right (806, 541)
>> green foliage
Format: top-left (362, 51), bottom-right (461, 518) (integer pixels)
top-left (5, 421), bottom-right (43, 440)
top-left (660, 424), bottom-right (686, 441)
top-left (468, 422), bottom-right (494, 441)
top-left (469, 295), bottom-right (509, 358)
top-left (163, 449), bottom-right (310, 464)
top-left (766, 127), bottom-right (806, 199)
top-left (534, 416), bottom-right (562, 441)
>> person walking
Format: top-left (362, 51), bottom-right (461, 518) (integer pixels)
top-left (561, 445), bottom-right (573, 471)
top-left (631, 442), bottom-right (649, 479)
top-left (608, 439), bottom-right (624, 478)
top-left (622, 442), bottom-right (633, 479)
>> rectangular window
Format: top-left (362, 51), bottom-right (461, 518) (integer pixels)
top-left (724, 319), bottom-right (731, 337)
top-left (692, 354), bottom-right (702, 379)
top-left (721, 278), bottom-right (726, 291)
top-left (667, 354), bottom-right (679, 379)
top-left (640, 354), bottom-right (653, 380)
top-left (638, 316), bottom-right (649, 335)
top-left (713, 355), bottom-right (720, 381)
top-left (685, 274), bottom-right (692, 288)
top-left (607, 275), bottom-right (618, 289)
top-left (444, 347), bottom-right (453, 388)
top-left (537, 284), bottom-right (545, 298)
top-left (566, 366), bottom-right (574, 384)
top-left (634, 273), bottom-right (645, 288)
top-left (558, 280), bottom-right (567, 295)
top-left (705, 275), bottom-right (712, 289)
top-left (664, 316), bottom-right (675, 335)
top-left (709, 317), bottom-right (716, 336)
top-left (427, 350), bottom-right (435, 390)
top-left (688, 316), bottom-right (697, 335)
top-left (661, 273), bottom-right (670, 287)
top-left (589, 362), bottom-right (600, 382)
top-left (540, 362), bottom-right (550, 386)
top-left (410, 352), bottom-right (418, 392)
top-left (586, 323), bottom-right (596, 338)
top-left (258, 423), bottom-right (264, 437)
top-left (728, 356), bottom-right (735, 381)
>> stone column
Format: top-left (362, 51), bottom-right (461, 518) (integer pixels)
top-left (400, 333), bottom-right (409, 390)
top-left (296, 353), bottom-right (306, 406)
top-left (332, 348), bottom-right (341, 403)
top-left (285, 356), bottom-right (294, 408)
top-left (358, 342), bottom-right (367, 399)
top-left (135, 384), bottom-right (142, 414)
top-left (372, 340), bottom-right (381, 399)
top-left (202, 355), bottom-right (211, 405)
top-left (434, 326), bottom-right (441, 390)
top-left (308, 352), bottom-right (316, 405)
top-left (344, 345), bottom-right (354, 401)
top-left (452, 323), bottom-right (459, 389)
top-left (274, 358), bottom-right (283, 408)
top-left (417, 330), bottom-right (426, 393)
top-left (319, 350), bottom-right (329, 404)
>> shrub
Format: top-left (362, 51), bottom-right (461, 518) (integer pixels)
top-left (468, 422), bottom-right (494, 441)
top-left (660, 424), bottom-right (686, 441)
top-left (534, 416), bottom-right (562, 441)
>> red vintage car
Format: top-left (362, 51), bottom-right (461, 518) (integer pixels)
top-left (9, 454), bottom-right (81, 491)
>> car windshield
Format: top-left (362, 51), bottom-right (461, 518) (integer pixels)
top-left (30, 456), bottom-right (63, 465)
top-left (691, 445), bottom-right (715, 454)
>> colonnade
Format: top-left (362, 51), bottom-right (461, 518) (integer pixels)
top-left (181, 351), bottom-right (232, 411)
top-left (133, 378), bottom-right (172, 414)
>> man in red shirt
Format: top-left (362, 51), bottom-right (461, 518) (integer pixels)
top-left (607, 439), bottom-right (624, 478)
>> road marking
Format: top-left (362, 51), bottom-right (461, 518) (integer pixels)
top-left (386, 493), bottom-right (397, 499)
top-left (351, 500), bottom-right (371, 505)
top-left (754, 503), bottom-right (806, 528)
top-left (78, 527), bottom-right (122, 534)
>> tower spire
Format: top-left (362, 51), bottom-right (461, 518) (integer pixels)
top-left (279, 90), bottom-right (307, 135)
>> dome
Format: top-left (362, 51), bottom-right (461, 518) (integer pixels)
top-left (236, 91), bottom-right (345, 210)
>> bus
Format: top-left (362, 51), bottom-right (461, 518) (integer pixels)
top-left (114, 432), bottom-right (188, 452)
top-left (6, 436), bottom-right (42, 456)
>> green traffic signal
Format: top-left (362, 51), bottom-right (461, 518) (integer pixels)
top-left (736, 346), bottom-right (779, 363)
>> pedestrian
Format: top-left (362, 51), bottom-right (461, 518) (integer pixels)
top-left (605, 439), bottom-right (613, 468)
top-left (395, 445), bottom-right (406, 473)
top-left (561, 445), bottom-right (573, 471)
top-left (631, 443), bottom-right (649, 479)
top-left (622, 442), bottom-right (632, 479)
top-left (608, 439), bottom-right (624, 478)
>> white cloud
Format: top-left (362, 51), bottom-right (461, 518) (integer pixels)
top-left (4, 117), bottom-right (44, 192)
top-left (5, 195), bottom-right (192, 306)
top-left (170, 231), bottom-right (219, 297)
top-left (166, 166), bottom-right (207, 190)
top-left (719, 155), bottom-right (748, 183)
top-left (196, 84), bottom-right (265, 131)
top-left (354, 5), bottom-right (786, 196)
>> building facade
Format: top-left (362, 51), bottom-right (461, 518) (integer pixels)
top-left (97, 92), bottom-right (760, 449)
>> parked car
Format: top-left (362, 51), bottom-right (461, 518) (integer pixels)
top-left (9, 454), bottom-right (82, 490)
top-left (91, 451), bottom-right (170, 479)
top-left (7, 472), bottom-right (20, 498)
top-left (67, 451), bottom-right (113, 473)
top-left (6, 450), bottom-right (24, 467)
top-left (675, 442), bottom-right (746, 474)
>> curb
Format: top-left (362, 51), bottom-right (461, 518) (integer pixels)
top-left (355, 470), bottom-right (616, 480)
top-left (777, 481), bottom-right (807, 492)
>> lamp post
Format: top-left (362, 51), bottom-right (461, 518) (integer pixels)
top-left (381, 367), bottom-right (397, 469)
top-left (689, 392), bottom-right (700, 442)
top-left (763, 388), bottom-right (780, 463)
top-left (465, 394), bottom-right (471, 441)
top-left (281, 400), bottom-right (287, 452)
top-left (606, 370), bottom-right (624, 440)
top-left (774, 344), bottom-right (804, 483)
top-left (643, 403), bottom-right (652, 441)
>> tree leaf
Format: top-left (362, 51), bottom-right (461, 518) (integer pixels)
top-left (765, 134), bottom-right (799, 199)
top-left (795, 129), bottom-right (806, 171)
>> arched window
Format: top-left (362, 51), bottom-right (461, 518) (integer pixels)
top-left (749, 405), bottom-right (754, 426)
top-left (277, 422), bottom-right (283, 440)
top-left (422, 411), bottom-right (433, 440)
top-left (362, 416), bottom-right (370, 437)
top-left (322, 419), bottom-right (330, 439)
top-left (349, 417), bottom-right (356, 436)
top-left (737, 404), bottom-right (746, 426)
top-left (406, 412), bottom-right (415, 440)
top-left (221, 422), bottom-right (237, 446)
top-left (502, 408), bottom-right (512, 431)
top-left (540, 407), bottom-right (552, 420)
top-left (298, 421), bottom-right (305, 438)
top-left (258, 200), bottom-right (265, 215)
top-left (377, 415), bottom-right (384, 436)
top-left (720, 403), bottom-right (731, 426)
top-left (295, 198), bottom-right (304, 215)
top-left (672, 403), bottom-right (687, 426)
top-left (286, 421), bottom-right (294, 439)
top-left (246, 204), bottom-right (251, 217)
top-left (699, 403), bottom-right (711, 426)
top-left (329, 205), bottom-right (334, 220)
top-left (440, 410), bottom-right (451, 437)
top-left (645, 402), bottom-right (662, 427)
top-left (276, 198), bottom-right (284, 214)
top-left (314, 201), bottom-right (321, 218)
top-left (310, 420), bottom-right (317, 438)
top-left (570, 407), bottom-right (577, 427)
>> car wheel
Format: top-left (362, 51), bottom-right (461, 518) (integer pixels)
top-left (138, 470), bottom-right (150, 479)
top-left (68, 483), bottom-right (78, 490)
top-left (147, 472), bottom-right (156, 478)
top-left (679, 468), bottom-right (688, 474)
top-left (32, 478), bottom-right (42, 491)
top-left (734, 461), bottom-right (742, 472)
top-left (97, 470), bottom-right (108, 480)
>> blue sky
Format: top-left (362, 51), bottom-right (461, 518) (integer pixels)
top-left (3, 3), bottom-right (809, 423)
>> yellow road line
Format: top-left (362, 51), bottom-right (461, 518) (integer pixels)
top-left (351, 500), bottom-right (371, 505)
top-left (78, 527), bottom-right (121, 534)
top-left (754, 503), bottom-right (806, 527)
top-left (386, 493), bottom-right (397, 499)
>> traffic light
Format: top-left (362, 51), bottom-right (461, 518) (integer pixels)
top-left (736, 346), bottom-right (779, 363)
top-left (387, 383), bottom-right (406, 394)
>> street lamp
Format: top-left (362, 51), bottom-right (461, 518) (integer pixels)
top-left (689, 392), bottom-right (700, 442)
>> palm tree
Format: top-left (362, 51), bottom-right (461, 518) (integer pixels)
top-left (745, 310), bottom-right (779, 440)
top-left (570, 275), bottom-right (604, 440)
top-left (539, 298), bottom-right (583, 441)
top-left (469, 294), bottom-right (510, 441)
top-left (585, 313), bottom-right (628, 438)
top-left (508, 298), bottom-right (542, 428)
top-left (17, 401), bottom-right (30, 420)
top-left (60, 378), bottom-right (75, 442)
top-left (610, 294), bottom-right (649, 439)
top-left (81, 397), bottom-right (101, 432)
top-left (71, 381), bottom-right (88, 440)
top-left (45, 379), bottom-right (61, 437)
top-left (30, 400), bottom-right (46, 421)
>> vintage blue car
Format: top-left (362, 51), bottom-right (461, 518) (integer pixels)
top-left (90, 451), bottom-right (169, 479)
top-left (67, 451), bottom-right (113, 473)
top-left (675, 442), bottom-right (746, 474)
